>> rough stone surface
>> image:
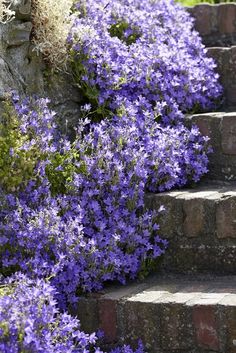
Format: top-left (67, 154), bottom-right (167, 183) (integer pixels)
top-left (12, 0), bottom-right (31, 21)
top-left (0, 2), bottom-right (82, 129)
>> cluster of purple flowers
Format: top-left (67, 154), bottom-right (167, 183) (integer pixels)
top-left (0, 273), bottom-right (144, 353)
top-left (0, 97), bottom-right (168, 308)
top-left (0, 274), bottom-right (98, 353)
top-left (69, 0), bottom-right (222, 123)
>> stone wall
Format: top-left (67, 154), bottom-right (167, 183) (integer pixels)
top-left (0, 0), bottom-right (81, 130)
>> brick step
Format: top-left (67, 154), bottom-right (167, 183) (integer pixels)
top-left (144, 183), bottom-right (236, 274)
top-left (187, 3), bottom-right (236, 47)
top-left (185, 110), bottom-right (236, 181)
top-left (74, 274), bottom-right (236, 353)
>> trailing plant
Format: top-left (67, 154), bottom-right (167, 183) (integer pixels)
top-left (69, 0), bottom-right (222, 124)
top-left (0, 273), bottom-right (145, 353)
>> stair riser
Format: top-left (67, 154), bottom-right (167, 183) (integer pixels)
top-left (144, 189), bottom-right (236, 274)
top-left (188, 3), bottom-right (236, 47)
top-left (207, 46), bottom-right (236, 106)
top-left (74, 284), bottom-right (236, 353)
top-left (185, 112), bottom-right (236, 181)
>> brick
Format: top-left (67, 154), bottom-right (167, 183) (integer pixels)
top-left (192, 305), bottom-right (220, 351)
top-left (183, 198), bottom-right (204, 237)
top-left (161, 303), bottom-right (194, 350)
top-left (222, 114), bottom-right (236, 155)
top-left (219, 297), bottom-right (236, 353)
top-left (207, 47), bottom-right (229, 85)
top-left (191, 4), bottom-right (212, 36)
top-left (99, 299), bottom-right (117, 342)
top-left (226, 86), bottom-right (236, 106)
top-left (74, 297), bottom-right (99, 333)
top-left (218, 4), bottom-right (236, 34)
top-left (118, 300), bottom-right (160, 350)
top-left (144, 193), bottom-right (184, 238)
top-left (216, 197), bottom-right (236, 238)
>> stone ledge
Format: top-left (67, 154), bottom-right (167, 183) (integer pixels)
top-left (74, 275), bottom-right (236, 353)
top-left (144, 183), bottom-right (236, 274)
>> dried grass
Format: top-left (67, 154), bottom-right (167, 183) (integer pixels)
top-left (31, 0), bottom-right (74, 71)
top-left (0, 0), bottom-right (15, 23)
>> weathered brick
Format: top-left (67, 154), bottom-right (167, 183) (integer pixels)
top-left (160, 303), bottom-right (194, 350)
top-left (216, 197), bottom-right (236, 238)
top-left (222, 114), bottom-right (236, 155)
top-left (219, 295), bottom-right (236, 353)
top-left (71, 297), bottom-right (99, 333)
top-left (145, 192), bottom-right (184, 238)
top-left (183, 198), bottom-right (204, 237)
top-left (192, 306), bottom-right (220, 351)
top-left (99, 299), bottom-right (117, 342)
top-left (207, 47), bottom-right (229, 86)
top-left (218, 4), bottom-right (236, 34)
top-left (191, 4), bottom-right (213, 36)
top-left (118, 300), bottom-right (161, 350)
top-left (226, 86), bottom-right (236, 106)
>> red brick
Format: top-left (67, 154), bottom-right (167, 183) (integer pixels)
top-left (99, 299), bottom-right (117, 342)
top-left (193, 306), bottom-right (220, 351)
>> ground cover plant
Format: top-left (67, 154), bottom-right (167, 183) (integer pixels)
top-left (0, 273), bottom-right (144, 353)
top-left (0, 0), bottom-right (222, 351)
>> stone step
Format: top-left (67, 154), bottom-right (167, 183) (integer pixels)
top-left (74, 274), bottom-right (236, 353)
top-left (144, 183), bottom-right (236, 274)
top-left (187, 3), bottom-right (236, 47)
top-left (185, 111), bottom-right (236, 181)
top-left (207, 46), bottom-right (236, 106)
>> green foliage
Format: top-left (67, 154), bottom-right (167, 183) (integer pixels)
top-left (70, 55), bottom-right (111, 121)
top-left (46, 147), bottom-right (87, 195)
top-left (109, 21), bottom-right (141, 45)
top-left (177, 0), bottom-right (234, 6)
top-left (0, 101), bottom-right (41, 193)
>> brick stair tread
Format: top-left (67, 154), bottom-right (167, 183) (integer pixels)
top-left (76, 274), bottom-right (236, 353)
